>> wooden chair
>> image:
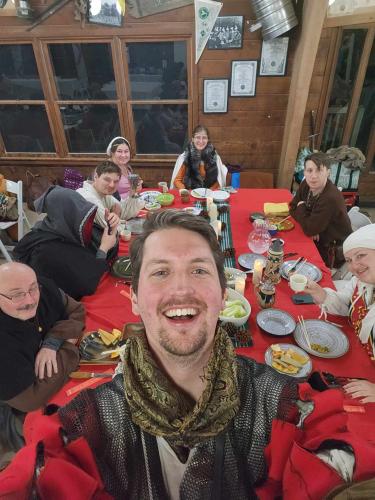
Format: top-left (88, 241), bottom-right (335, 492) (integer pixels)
top-left (228, 170), bottom-right (274, 188)
top-left (0, 180), bottom-right (30, 262)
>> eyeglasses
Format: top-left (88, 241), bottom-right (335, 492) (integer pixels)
top-left (0, 283), bottom-right (41, 304)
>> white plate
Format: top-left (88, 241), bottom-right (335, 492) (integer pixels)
top-left (191, 188), bottom-right (214, 199)
top-left (212, 190), bottom-right (230, 201)
top-left (139, 191), bottom-right (161, 203)
top-left (264, 343), bottom-right (312, 378)
top-left (281, 260), bottom-right (323, 282)
top-left (294, 320), bottom-right (349, 358)
top-left (238, 253), bottom-right (267, 271)
top-left (257, 309), bottom-right (296, 336)
top-left (183, 206), bottom-right (202, 216)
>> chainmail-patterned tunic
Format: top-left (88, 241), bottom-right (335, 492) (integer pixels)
top-left (59, 356), bottom-right (298, 499)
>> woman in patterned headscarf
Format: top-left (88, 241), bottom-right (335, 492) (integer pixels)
top-left (170, 125), bottom-right (227, 190)
top-left (305, 224), bottom-right (375, 403)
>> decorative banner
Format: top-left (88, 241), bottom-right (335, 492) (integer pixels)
top-left (195, 0), bottom-right (223, 64)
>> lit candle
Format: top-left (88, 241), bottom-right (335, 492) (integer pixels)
top-left (253, 259), bottom-right (264, 287)
top-left (217, 220), bottom-right (222, 236)
top-left (206, 197), bottom-right (213, 208)
top-left (235, 277), bottom-right (246, 295)
top-left (209, 203), bottom-right (218, 222)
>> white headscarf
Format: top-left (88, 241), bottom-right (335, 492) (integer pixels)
top-left (106, 137), bottom-right (130, 156)
top-left (343, 224), bottom-right (375, 255)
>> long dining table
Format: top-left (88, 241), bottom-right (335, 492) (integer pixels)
top-left (49, 188), bottom-right (375, 439)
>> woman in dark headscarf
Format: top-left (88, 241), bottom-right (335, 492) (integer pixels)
top-left (170, 125), bottom-right (227, 190)
top-left (14, 186), bottom-right (118, 300)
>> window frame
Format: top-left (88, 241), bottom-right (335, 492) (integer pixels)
top-left (0, 35), bottom-right (194, 162)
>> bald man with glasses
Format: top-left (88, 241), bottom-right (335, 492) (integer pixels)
top-left (0, 262), bottom-right (84, 468)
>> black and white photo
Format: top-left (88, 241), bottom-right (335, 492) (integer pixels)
top-left (259, 37), bottom-right (289, 76)
top-left (203, 79), bottom-right (228, 113)
top-left (207, 16), bottom-right (243, 50)
top-left (230, 60), bottom-right (257, 97)
top-left (88, 0), bottom-right (123, 27)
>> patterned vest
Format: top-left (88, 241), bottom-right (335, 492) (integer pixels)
top-left (349, 284), bottom-right (374, 359)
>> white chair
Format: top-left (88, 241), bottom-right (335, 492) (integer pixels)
top-left (0, 180), bottom-right (30, 262)
top-left (348, 206), bottom-right (372, 231)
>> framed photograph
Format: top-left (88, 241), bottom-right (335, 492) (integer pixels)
top-left (88, 0), bottom-right (123, 27)
top-left (203, 79), bottom-right (228, 114)
top-left (259, 37), bottom-right (289, 76)
top-left (230, 60), bottom-right (257, 97)
top-left (207, 16), bottom-right (244, 50)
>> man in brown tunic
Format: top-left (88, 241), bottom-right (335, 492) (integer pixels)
top-left (290, 152), bottom-right (352, 268)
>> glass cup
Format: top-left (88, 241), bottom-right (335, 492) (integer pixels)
top-left (158, 182), bottom-right (168, 193)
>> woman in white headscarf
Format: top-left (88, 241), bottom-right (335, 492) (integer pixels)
top-left (305, 224), bottom-right (375, 403)
top-left (106, 137), bottom-right (142, 199)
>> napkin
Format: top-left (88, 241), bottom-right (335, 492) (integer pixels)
top-left (263, 202), bottom-right (289, 217)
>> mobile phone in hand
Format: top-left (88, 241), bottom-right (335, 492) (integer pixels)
top-left (291, 293), bottom-right (314, 305)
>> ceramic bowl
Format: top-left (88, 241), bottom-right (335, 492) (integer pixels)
top-left (268, 224), bottom-right (278, 237)
top-left (145, 201), bottom-right (161, 211)
top-left (219, 288), bottom-right (251, 327)
top-left (156, 193), bottom-right (175, 206)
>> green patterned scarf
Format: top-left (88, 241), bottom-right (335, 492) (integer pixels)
top-left (123, 326), bottom-right (240, 448)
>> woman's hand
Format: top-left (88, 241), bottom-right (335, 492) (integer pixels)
top-left (344, 379), bottom-right (375, 404)
top-left (99, 224), bottom-right (118, 254)
top-left (35, 347), bottom-right (58, 379)
top-left (304, 279), bottom-right (327, 304)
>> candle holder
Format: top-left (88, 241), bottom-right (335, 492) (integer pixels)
top-left (256, 280), bottom-right (276, 309)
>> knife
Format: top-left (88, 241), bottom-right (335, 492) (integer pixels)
top-left (69, 371), bottom-right (113, 379)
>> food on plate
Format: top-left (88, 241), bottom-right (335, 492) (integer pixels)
top-left (270, 344), bottom-right (309, 374)
top-left (98, 328), bottom-right (122, 347)
top-left (311, 342), bottom-right (330, 353)
top-left (220, 300), bottom-right (247, 319)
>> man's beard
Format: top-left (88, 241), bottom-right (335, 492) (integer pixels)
top-left (158, 321), bottom-right (209, 359)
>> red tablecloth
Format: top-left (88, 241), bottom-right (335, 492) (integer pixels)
top-left (52, 189), bottom-right (375, 434)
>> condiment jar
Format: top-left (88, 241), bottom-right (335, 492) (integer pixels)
top-left (256, 280), bottom-right (276, 309)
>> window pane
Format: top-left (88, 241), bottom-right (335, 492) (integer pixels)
top-left (49, 44), bottom-right (116, 100)
top-left (133, 104), bottom-right (188, 154)
top-left (350, 39), bottom-right (375, 156)
top-left (0, 45), bottom-right (44, 100)
top-left (0, 105), bottom-right (54, 152)
top-left (127, 42), bottom-right (187, 100)
top-left (61, 104), bottom-right (120, 153)
top-left (321, 29), bottom-right (367, 151)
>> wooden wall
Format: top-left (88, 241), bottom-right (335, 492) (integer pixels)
top-left (0, 0), bottom-right (303, 187)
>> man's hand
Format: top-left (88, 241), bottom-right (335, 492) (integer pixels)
top-left (111, 203), bottom-right (122, 217)
top-left (344, 380), bottom-right (375, 404)
top-left (35, 347), bottom-right (58, 379)
top-left (304, 279), bottom-right (326, 304)
top-left (99, 224), bottom-right (118, 254)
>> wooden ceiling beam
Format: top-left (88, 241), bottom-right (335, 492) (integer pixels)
top-left (277, 0), bottom-right (328, 189)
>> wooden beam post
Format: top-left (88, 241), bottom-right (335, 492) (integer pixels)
top-left (277, 0), bottom-right (328, 189)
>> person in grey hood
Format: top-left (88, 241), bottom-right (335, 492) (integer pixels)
top-left (14, 186), bottom-right (118, 300)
